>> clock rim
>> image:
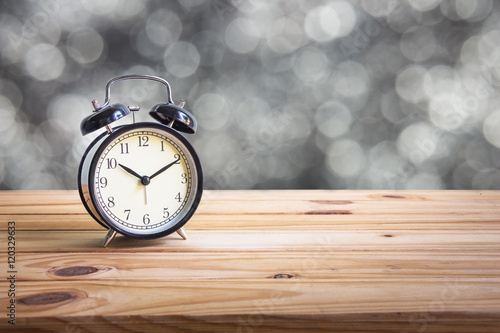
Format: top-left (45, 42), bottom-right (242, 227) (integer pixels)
top-left (78, 122), bottom-right (203, 240)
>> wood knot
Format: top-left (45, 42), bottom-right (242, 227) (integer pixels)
top-left (310, 200), bottom-right (353, 205)
top-left (305, 210), bottom-right (352, 215)
top-left (268, 273), bottom-right (296, 279)
top-left (383, 234), bottom-right (394, 237)
top-left (383, 195), bottom-right (405, 199)
top-left (18, 292), bottom-right (78, 306)
top-left (53, 266), bottom-right (100, 277)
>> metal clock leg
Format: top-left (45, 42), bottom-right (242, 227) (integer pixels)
top-left (176, 227), bottom-right (188, 240)
top-left (103, 229), bottom-right (118, 248)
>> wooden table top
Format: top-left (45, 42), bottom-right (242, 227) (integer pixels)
top-left (1, 190), bottom-right (500, 332)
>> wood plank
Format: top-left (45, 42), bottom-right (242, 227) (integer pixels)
top-left (4, 230), bottom-right (500, 253)
top-left (2, 280), bottom-right (499, 317)
top-left (14, 252), bottom-right (500, 282)
top-left (2, 190), bottom-right (500, 231)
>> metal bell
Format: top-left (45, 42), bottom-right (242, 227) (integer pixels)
top-left (149, 103), bottom-right (197, 134)
top-left (80, 103), bottom-right (130, 135)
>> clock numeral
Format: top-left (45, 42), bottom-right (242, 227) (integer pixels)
top-left (175, 192), bottom-right (182, 203)
top-left (163, 208), bottom-right (170, 219)
top-left (161, 141), bottom-right (165, 152)
top-left (120, 143), bottom-right (129, 154)
top-left (138, 136), bottom-right (149, 147)
top-left (106, 158), bottom-right (117, 169)
top-left (124, 209), bottom-right (131, 220)
top-left (174, 154), bottom-right (180, 160)
top-left (99, 177), bottom-right (108, 188)
top-left (107, 196), bottom-right (115, 208)
top-left (143, 213), bottom-right (150, 225)
top-left (181, 173), bottom-right (187, 184)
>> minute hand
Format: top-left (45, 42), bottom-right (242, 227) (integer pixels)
top-left (149, 158), bottom-right (180, 180)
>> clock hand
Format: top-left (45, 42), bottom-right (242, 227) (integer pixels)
top-left (119, 163), bottom-right (152, 187)
top-left (118, 163), bottom-right (142, 180)
top-left (149, 158), bottom-right (180, 180)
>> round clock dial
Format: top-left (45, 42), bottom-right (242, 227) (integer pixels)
top-left (79, 122), bottom-right (202, 239)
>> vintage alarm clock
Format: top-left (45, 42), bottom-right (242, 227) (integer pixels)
top-left (78, 74), bottom-right (203, 247)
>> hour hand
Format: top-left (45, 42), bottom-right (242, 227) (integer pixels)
top-left (118, 163), bottom-right (142, 180)
top-left (149, 158), bottom-right (180, 180)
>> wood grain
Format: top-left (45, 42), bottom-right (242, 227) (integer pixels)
top-left (1, 190), bottom-right (500, 332)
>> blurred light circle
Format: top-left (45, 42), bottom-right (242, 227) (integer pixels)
top-left (0, 159), bottom-right (4, 185)
top-left (406, 173), bottom-right (444, 189)
top-left (453, 162), bottom-right (476, 188)
top-left (334, 61), bottom-right (369, 98)
top-left (82, 0), bottom-right (119, 15)
top-left (192, 31), bottom-right (225, 67)
top-left (465, 138), bottom-right (491, 171)
top-left (407, 0), bottom-right (441, 12)
top-left (266, 18), bottom-right (304, 54)
top-left (67, 28), bottom-right (104, 65)
top-left (0, 80), bottom-right (22, 110)
top-left (0, 96), bottom-right (16, 133)
top-left (472, 168), bottom-right (500, 189)
top-left (395, 65), bottom-right (427, 103)
top-left (225, 18), bottom-right (261, 54)
top-left (326, 139), bottom-right (366, 177)
top-left (48, 94), bottom-right (91, 131)
top-left (34, 18), bottom-right (62, 46)
top-left (361, 0), bottom-right (401, 18)
top-left (483, 111), bottom-right (500, 148)
top-left (304, 2), bottom-right (356, 42)
top-left (194, 93), bottom-right (230, 131)
top-left (429, 93), bottom-right (471, 132)
top-left (279, 103), bottom-right (313, 146)
top-left (21, 172), bottom-right (62, 190)
top-left (133, 26), bottom-right (165, 60)
top-left (397, 122), bottom-right (438, 165)
top-left (423, 65), bottom-right (460, 98)
top-left (380, 90), bottom-right (406, 124)
top-left (197, 134), bottom-right (238, 175)
top-left (388, 3), bottom-right (423, 34)
top-left (456, 0), bottom-right (492, 22)
top-left (315, 101), bottom-right (352, 139)
top-left (460, 35), bottom-right (481, 66)
top-left (33, 120), bottom-right (72, 157)
top-left (25, 44), bottom-right (65, 81)
top-left (52, 2), bottom-right (91, 31)
top-left (292, 46), bottom-right (330, 83)
top-left (478, 30), bottom-right (500, 67)
top-left (400, 26), bottom-right (436, 62)
top-left (146, 10), bottom-right (182, 48)
top-left (0, 14), bottom-right (24, 65)
top-left (235, 97), bottom-right (271, 136)
top-left (177, 0), bottom-right (205, 9)
top-left (163, 41), bottom-right (200, 78)
top-left (112, 0), bottom-right (146, 20)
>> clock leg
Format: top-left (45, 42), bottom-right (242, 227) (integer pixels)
top-left (176, 227), bottom-right (188, 240)
top-left (103, 229), bottom-right (118, 247)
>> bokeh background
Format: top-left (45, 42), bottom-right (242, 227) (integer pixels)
top-left (1, 0), bottom-right (500, 190)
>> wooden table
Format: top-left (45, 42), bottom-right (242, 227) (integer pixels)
top-left (1, 190), bottom-right (500, 332)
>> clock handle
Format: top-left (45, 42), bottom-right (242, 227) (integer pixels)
top-left (97, 74), bottom-right (174, 111)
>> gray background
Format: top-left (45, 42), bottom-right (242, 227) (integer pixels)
top-left (1, 0), bottom-right (500, 190)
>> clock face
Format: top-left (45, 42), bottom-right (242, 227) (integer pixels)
top-left (85, 123), bottom-right (202, 238)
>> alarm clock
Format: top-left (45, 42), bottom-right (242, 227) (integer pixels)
top-left (77, 74), bottom-right (203, 247)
